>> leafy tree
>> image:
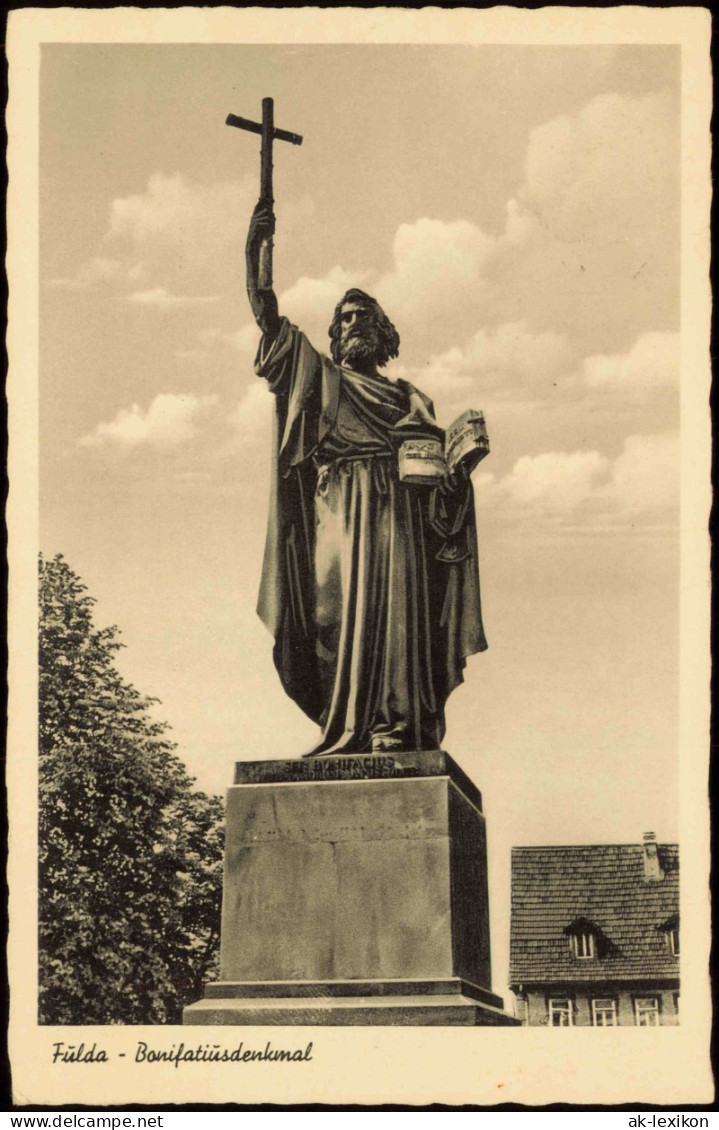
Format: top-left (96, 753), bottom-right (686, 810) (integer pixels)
top-left (39, 553), bottom-right (224, 1024)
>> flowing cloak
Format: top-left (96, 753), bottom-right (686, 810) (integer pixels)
top-left (255, 316), bottom-right (487, 755)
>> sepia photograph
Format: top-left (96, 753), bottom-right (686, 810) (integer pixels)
top-left (6, 6), bottom-right (712, 1108)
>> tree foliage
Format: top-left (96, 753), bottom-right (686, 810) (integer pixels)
top-left (39, 553), bottom-right (224, 1024)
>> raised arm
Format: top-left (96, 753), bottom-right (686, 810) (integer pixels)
top-left (246, 199), bottom-right (281, 338)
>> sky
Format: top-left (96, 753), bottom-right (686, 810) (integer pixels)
top-left (39, 43), bottom-right (682, 998)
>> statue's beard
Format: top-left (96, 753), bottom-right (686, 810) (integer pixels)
top-left (339, 331), bottom-right (379, 369)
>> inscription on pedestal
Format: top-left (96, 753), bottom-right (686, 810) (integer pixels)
top-left (234, 750), bottom-right (482, 813)
top-left (247, 754), bottom-right (397, 782)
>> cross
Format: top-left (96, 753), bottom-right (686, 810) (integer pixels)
top-left (226, 97), bottom-right (302, 288)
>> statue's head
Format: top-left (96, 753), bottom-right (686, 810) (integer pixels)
top-left (328, 288), bottom-right (400, 370)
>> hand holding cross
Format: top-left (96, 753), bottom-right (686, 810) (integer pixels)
top-left (227, 97), bottom-right (303, 290)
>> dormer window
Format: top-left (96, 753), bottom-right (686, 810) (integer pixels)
top-left (572, 931), bottom-right (596, 959)
top-left (565, 917), bottom-right (604, 960)
top-left (659, 914), bottom-right (679, 956)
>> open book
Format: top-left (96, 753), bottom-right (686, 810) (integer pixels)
top-left (398, 409), bottom-right (489, 485)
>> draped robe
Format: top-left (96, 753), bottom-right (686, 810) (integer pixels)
top-left (255, 317), bottom-right (487, 756)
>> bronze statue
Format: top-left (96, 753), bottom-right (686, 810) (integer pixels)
top-left (232, 98), bottom-right (487, 757)
top-left (245, 201), bottom-right (487, 757)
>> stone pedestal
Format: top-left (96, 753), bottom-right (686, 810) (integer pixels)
top-left (184, 751), bottom-right (517, 1025)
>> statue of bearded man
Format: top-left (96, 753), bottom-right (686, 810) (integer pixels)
top-left (246, 199), bottom-right (487, 757)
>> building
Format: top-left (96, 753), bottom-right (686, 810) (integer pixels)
top-left (509, 833), bottom-right (679, 1026)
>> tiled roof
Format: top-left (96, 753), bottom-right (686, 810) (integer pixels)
top-left (509, 843), bottom-right (679, 986)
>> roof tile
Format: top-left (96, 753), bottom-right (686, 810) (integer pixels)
top-left (509, 843), bottom-right (679, 985)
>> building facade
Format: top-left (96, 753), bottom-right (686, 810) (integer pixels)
top-left (509, 833), bottom-right (679, 1026)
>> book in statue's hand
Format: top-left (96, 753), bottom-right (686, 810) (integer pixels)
top-left (398, 409), bottom-right (490, 485)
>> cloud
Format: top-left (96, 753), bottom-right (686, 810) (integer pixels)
top-left (267, 87), bottom-right (677, 376)
top-left (49, 173), bottom-right (255, 299)
top-left (417, 321), bottom-right (573, 403)
top-left (481, 432), bottom-right (679, 528)
top-left (492, 449), bottom-right (610, 514)
top-left (151, 85), bottom-right (674, 400)
top-left (226, 324), bottom-right (262, 357)
top-left (128, 287), bottom-right (220, 308)
top-left (489, 89), bottom-right (678, 346)
top-left (175, 324), bottom-right (261, 364)
top-left (610, 432), bottom-right (679, 515)
top-left (105, 172), bottom-right (253, 295)
top-left (375, 218), bottom-right (495, 328)
top-left (377, 90), bottom-right (676, 363)
top-left (583, 332), bottom-right (679, 392)
top-left (107, 172), bottom-right (249, 258)
top-left (229, 380), bottom-right (274, 436)
top-left (279, 266), bottom-right (366, 341)
top-left (107, 174), bottom-right (314, 265)
top-left (50, 172), bottom-right (318, 303)
top-left (78, 393), bottom-right (218, 449)
top-left (46, 257), bottom-right (139, 289)
top-left (272, 218), bottom-right (496, 361)
top-left (66, 89), bottom-right (676, 468)
top-left (520, 91), bottom-right (676, 245)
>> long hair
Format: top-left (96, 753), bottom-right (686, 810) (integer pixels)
top-left (327, 288), bottom-right (400, 367)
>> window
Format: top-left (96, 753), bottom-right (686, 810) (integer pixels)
top-left (548, 998), bottom-right (573, 1026)
top-left (565, 917), bottom-right (606, 960)
top-left (572, 932), bottom-right (596, 959)
top-left (659, 915), bottom-right (679, 956)
top-left (673, 992), bottom-right (680, 1016)
top-left (592, 998), bottom-right (617, 1026)
top-left (635, 997), bottom-right (660, 1026)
